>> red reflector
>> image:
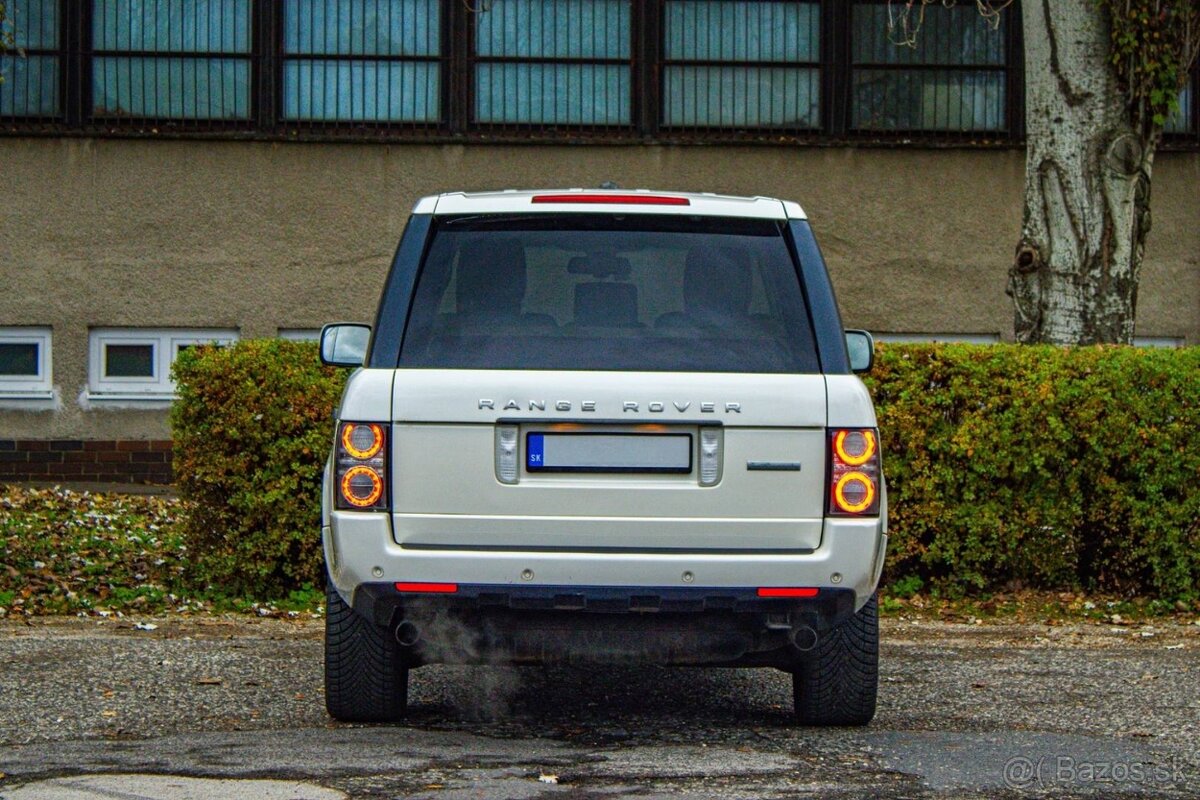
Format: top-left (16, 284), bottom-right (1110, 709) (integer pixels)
top-left (394, 582), bottom-right (458, 594)
top-left (531, 193), bottom-right (690, 206)
top-left (757, 587), bottom-right (820, 598)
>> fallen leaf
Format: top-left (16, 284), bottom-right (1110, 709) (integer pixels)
top-left (195, 677), bottom-right (223, 686)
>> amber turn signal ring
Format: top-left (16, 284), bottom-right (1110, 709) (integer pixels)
top-left (340, 465), bottom-right (384, 508)
top-left (834, 471), bottom-right (876, 514)
top-left (341, 423), bottom-right (384, 459)
top-left (834, 429), bottom-right (877, 466)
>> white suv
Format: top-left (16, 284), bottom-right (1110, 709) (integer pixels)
top-left (320, 188), bottom-right (886, 726)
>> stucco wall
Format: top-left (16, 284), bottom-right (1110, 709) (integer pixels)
top-left (1, 138), bottom-right (1197, 440)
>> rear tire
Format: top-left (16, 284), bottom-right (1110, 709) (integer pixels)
top-left (792, 593), bottom-right (878, 726)
top-left (325, 580), bottom-right (409, 722)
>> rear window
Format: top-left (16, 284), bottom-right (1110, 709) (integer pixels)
top-left (399, 214), bottom-right (820, 373)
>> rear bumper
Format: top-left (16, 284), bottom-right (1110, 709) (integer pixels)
top-left (352, 582), bottom-right (860, 668)
top-left (325, 507), bottom-right (886, 667)
top-left (325, 513), bottom-right (887, 611)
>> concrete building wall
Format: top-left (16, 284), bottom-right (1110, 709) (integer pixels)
top-left (2, 137), bottom-right (1198, 442)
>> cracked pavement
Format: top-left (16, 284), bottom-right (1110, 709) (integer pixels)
top-left (0, 617), bottom-right (1197, 798)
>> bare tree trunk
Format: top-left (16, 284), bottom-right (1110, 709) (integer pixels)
top-left (1008, 0), bottom-right (1155, 345)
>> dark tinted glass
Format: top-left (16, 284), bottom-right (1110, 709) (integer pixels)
top-left (105, 344), bottom-right (155, 377)
top-left (92, 0), bottom-right (252, 120)
top-left (0, 343), bottom-right (39, 376)
top-left (663, 1), bottom-right (820, 128)
top-left (851, 2), bottom-right (1006, 132)
top-left (399, 214), bottom-right (819, 373)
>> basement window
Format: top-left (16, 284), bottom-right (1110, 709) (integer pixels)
top-left (873, 332), bottom-right (1001, 345)
top-left (88, 328), bottom-right (237, 400)
top-left (0, 327), bottom-right (53, 399)
top-left (278, 328), bottom-right (322, 341)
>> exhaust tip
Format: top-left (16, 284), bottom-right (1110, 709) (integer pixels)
top-left (790, 625), bottom-right (818, 652)
top-left (395, 621), bottom-right (420, 647)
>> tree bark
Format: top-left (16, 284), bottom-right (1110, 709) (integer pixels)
top-left (1008, 0), bottom-right (1155, 345)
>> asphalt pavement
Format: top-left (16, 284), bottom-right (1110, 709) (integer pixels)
top-left (0, 616), bottom-right (1197, 799)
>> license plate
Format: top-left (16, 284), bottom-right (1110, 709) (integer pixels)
top-left (526, 433), bottom-right (693, 473)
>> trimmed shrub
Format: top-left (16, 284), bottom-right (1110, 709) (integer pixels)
top-left (171, 340), bottom-right (1200, 601)
top-left (868, 344), bottom-right (1200, 599)
top-left (171, 340), bottom-right (346, 597)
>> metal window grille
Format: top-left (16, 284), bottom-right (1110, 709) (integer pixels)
top-left (468, 0), bottom-right (634, 133)
top-left (849, 1), bottom-right (1009, 136)
top-left (2, 1), bottom-right (1198, 148)
top-left (1163, 65), bottom-right (1197, 142)
top-left (88, 0), bottom-right (254, 127)
top-left (0, 0), bottom-right (62, 122)
top-left (660, 0), bottom-right (821, 137)
top-left (280, 0), bottom-right (441, 131)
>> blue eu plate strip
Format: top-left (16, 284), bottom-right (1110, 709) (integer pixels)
top-left (526, 434), bottom-right (545, 469)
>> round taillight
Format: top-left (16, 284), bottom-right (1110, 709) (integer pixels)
top-left (341, 423), bottom-right (383, 459)
top-left (834, 430), bottom-right (876, 466)
top-left (341, 465), bottom-right (384, 507)
top-left (834, 471), bottom-right (876, 514)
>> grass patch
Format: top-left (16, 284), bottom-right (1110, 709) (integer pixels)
top-left (0, 485), bottom-right (322, 618)
top-left (878, 589), bottom-right (1200, 626)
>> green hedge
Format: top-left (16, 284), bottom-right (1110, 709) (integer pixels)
top-left (171, 340), bottom-right (345, 596)
top-left (171, 341), bottom-right (1200, 600)
top-left (869, 344), bottom-right (1200, 599)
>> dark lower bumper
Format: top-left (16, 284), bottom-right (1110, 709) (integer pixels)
top-left (351, 583), bottom-right (857, 668)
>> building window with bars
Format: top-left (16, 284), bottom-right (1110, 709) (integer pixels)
top-left (472, 0), bottom-right (632, 127)
top-left (282, 0), bottom-right (441, 123)
top-left (91, 0), bottom-right (252, 121)
top-left (0, 0), bottom-right (61, 119)
top-left (1164, 71), bottom-right (1195, 134)
top-left (850, 1), bottom-right (1007, 133)
top-left (661, 0), bottom-right (820, 131)
top-left (5, 1), bottom-right (1200, 147)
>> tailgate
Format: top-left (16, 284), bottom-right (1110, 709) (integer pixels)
top-left (391, 370), bottom-right (828, 552)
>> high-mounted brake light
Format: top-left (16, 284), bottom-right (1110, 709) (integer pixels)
top-left (828, 428), bottom-right (881, 516)
top-left (395, 582), bottom-right (458, 594)
top-left (335, 421), bottom-right (388, 511)
top-left (531, 193), bottom-right (690, 206)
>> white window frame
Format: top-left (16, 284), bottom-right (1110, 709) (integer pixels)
top-left (0, 327), bottom-right (53, 398)
top-left (1133, 336), bottom-right (1183, 349)
top-left (88, 328), bottom-right (238, 399)
top-left (278, 328), bottom-right (322, 341)
top-left (874, 332), bottom-right (1002, 345)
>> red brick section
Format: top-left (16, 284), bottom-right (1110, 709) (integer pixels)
top-left (0, 440), bottom-right (174, 484)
